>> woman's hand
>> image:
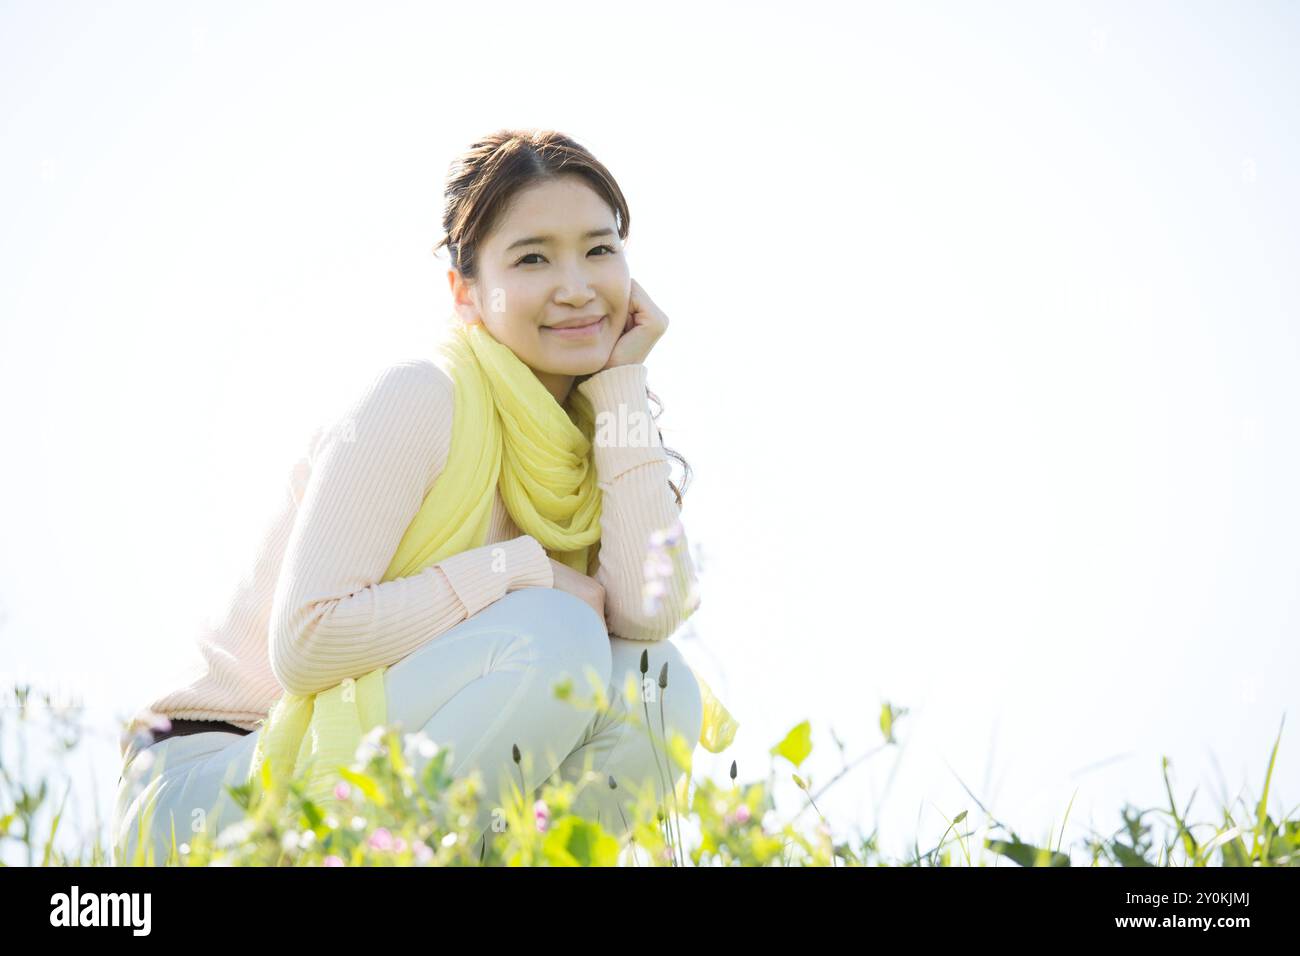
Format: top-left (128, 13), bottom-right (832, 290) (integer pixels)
top-left (548, 558), bottom-right (607, 626)
top-left (599, 278), bottom-right (668, 370)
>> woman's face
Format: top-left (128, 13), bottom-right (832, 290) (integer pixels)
top-left (449, 174), bottom-right (631, 403)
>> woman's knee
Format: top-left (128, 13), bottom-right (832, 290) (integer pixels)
top-left (496, 587), bottom-right (612, 693)
top-left (613, 637), bottom-right (703, 750)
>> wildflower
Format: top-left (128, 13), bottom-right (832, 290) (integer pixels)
top-left (281, 831), bottom-right (301, 852)
top-left (413, 841), bottom-right (434, 863)
top-left (323, 855), bottom-right (345, 867)
top-left (642, 578), bottom-right (668, 616)
top-left (120, 710), bottom-right (170, 764)
top-left (216, 820), bottom-right (254, 848)
top-left (403, 730), bottom-right (440, 762)
top-left (334, 781), bottom-right (351, 801)
top-left (650, 519), bottom-right (683, 550)
top-left (534, 799), bottom-right (550, 832)
top-left (724, 804), bottom-right (752, 828)
top-left (641, 521), bottom-right (684, 615)
top-left (138, 710), bottom-right (172, 733)
top-left (368, 828), bottom-right (395, 852)
top-left (647, 550), bottom-right (673, 578)
top-left (354, 726), bottom-right (386, 765)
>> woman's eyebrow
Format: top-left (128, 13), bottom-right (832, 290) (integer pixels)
top-left (505, 228), bottom-right (616, 252)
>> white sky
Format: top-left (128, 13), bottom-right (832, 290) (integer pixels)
top-left (2, 0), bottom-right (1298, 864)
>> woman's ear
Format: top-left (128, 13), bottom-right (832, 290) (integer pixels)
top-left (447, 269), bottom-right (481, 326)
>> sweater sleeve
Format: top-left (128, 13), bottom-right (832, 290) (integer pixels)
top-left (268, 360), bottom-right (554, 697)
top-left (576, 363), bottom-right (700, 642)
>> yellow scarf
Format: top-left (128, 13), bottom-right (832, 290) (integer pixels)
top-left (248, 320), bottom-right (737, 810)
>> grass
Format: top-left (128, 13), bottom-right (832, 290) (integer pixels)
top-left (1, 675), bottom-right (1296, 867)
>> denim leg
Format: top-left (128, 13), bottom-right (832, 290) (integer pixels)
top-left (382, 587), bottom-right (613, 850)
top-left (113, 587), bottom-right (615, 863)
top-left (111, 730), bottom-right (259, 866)
top-left (546, 635), bottom-right (704, 843)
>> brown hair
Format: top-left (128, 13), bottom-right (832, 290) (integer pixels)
top-left (433, 128), bottom-right (692, 508)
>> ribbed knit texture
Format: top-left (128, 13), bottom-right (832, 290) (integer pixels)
top-left (126, 360), bottom-right (700, 755)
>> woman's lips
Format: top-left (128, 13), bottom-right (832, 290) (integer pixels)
top-left (543, 315), bottom-right (606, 339)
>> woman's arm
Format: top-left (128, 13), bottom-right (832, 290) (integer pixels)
top-left (575, 363), bottom-right (700, 642)
top-left (269, 360), bottom-right (553, 697)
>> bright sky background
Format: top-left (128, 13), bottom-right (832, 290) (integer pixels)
top-left (2, 0), bottom-right (1298, 865)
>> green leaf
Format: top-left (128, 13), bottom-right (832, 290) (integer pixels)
top-left (1110, 841), bottom-right (1152, 867)
top-left (986, 835), bottom-right (1071, 867)
top-left (1253, 714), bottom-right (1286, 862)
top-left (771, 720), bottom-right (812, 769)
top-left (542, 817), bottom-right (621, 866)
top-left (338, 767), bottom-right (386, 807)
top-left (879, 702), bottom-right (908, 744)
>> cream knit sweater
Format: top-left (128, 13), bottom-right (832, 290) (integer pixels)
top-left (125, 360), bottom-right (699, 754)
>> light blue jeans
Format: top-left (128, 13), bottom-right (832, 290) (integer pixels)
top-left (111, 587), bottom-right (704, 864)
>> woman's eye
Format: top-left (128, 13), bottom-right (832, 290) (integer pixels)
top-left (514, 245), bottom-right (616, 267)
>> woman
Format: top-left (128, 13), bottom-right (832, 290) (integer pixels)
top-left (112, 128), bottom-right (706, 865)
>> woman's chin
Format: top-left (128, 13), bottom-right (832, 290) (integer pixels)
top-left (538, 348), bottom-right (614, 377)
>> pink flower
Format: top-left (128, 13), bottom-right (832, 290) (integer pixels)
top-left (323, 855), bottom-right (345, 867)
top-left (413, 841), bottom-right (434, 863)
top-left (725, 804), bottom-right (751, 828)
top-left (146, 712), bottom-right (173, 733)
top-left (368, 827), bottom-right (395, 852)
top-left (534, 799), bottom-right (550, 832)
top-left (334, 781), bottom-right (351, 801)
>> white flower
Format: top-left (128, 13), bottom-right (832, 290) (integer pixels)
top-left (403, 730), bottom-right (440, 762)
top-left (216, 820), bottom-right (254, 848)
top-left (354, 727), bottom-right (387, 765)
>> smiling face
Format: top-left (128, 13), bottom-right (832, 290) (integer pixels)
top-left (448, 174), bottom-right (631, 406)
